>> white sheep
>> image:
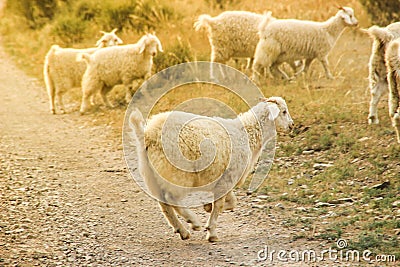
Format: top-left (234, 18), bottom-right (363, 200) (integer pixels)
top-left (129, 96), bottom-right (294, 242)
top-left (385, 38), bottom-right (400, 143)
top-left (252, 6), bottom-right (358, 81)
top-left (364, 23), bottom-right (400, 125)
top-left (78, 33), bottom-right (163, 114)
top-left (43, 29), bottom-right (123, 114)
top-left (194, 11), bottom-right (302, 78)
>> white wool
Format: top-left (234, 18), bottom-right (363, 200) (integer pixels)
top-left (252, 7), bottom-right (358, 81)
top-left (385, 38), bottom-right (400, 143)
top-left (78, 33), bottom-right (163, 114)
top-left (364, 23), bottom-right (400, 125)
top-left (43, 29), bottom-right (123, 114)
top-left (129, 97), bottom-right (293, 242)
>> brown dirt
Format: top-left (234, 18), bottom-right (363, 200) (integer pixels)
top-left (0, 39), bottom-right (378, 266)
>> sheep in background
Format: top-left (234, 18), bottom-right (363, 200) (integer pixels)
top-left (129, 97), bottom-right (294, 242)
top-left (194, 11), bottom-right (302, 78)
top-left (44, 29), bottom-right (123, 114)
top-left (78, 33), bottom-right (163, 114)
top-left (385, 38), bottom-right (400, 143)
top-left (364, 23), bottom-right (400, 125)
top-left (252, 6), bottom-right (358, 82)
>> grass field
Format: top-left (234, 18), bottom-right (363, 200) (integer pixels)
top-left (1, 0), bottom-right (399, 259)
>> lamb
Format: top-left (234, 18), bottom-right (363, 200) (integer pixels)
top-left (78, 33), bottom-right (163, 114)
top-left (385, 38), bottom-right (400, 143)
top-left (194, 11), bottom-right (303, 78)
top-left (252, 6), bottom-right (358, 81)
top-left (44, 29), bottom-right (123, 114)
top-left (364, 23), bottom-right (400, 125)
top-left (129, 96), bottom-right (294, 242)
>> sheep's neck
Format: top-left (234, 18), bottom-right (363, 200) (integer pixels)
top-left (237, 103), bottom-right (272, 153)
top-left (324, 16), bottom-right (347, 45)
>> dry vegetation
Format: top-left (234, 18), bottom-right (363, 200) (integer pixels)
top-left (1, 0), bottom-right (399, 259)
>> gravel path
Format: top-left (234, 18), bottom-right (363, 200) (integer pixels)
top-left (0, 40), bottom-right (367, 266)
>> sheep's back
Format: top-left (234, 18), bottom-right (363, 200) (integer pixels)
top-left (48, 48), bottom-right (97, 88)
top-left (209, 12), bottom-right (264, 58)
top-left (144, 112), bottom-right (247, 189)
top-left (88, 45), bottom-right (150, 83)
top-left (263, 20), bottom-right (330, 61)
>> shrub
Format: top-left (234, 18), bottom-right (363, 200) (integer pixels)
top-left (6, 0), bottom-right (62, 29)
top-left (51, 15), bottom-right (87, 45)
top-left (153, 37), bottom-right (195, 72)
top-left (360, 0), bottom-right (400, 26)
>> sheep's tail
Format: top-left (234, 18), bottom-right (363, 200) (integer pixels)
top-left (129, 109), bottom-right (164, 201)
top-left (194, 14), bottom-right (213, 32)
top-left (44, 45), bottom-right (59, 114)
top-left (258, 11), bottom-right (274, 34)
top-left (76, 53), bottom-right (91, 64)
top-left (364, 25), bottom-right (394, 44)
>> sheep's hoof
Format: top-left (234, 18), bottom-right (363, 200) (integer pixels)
top-left (368, 116), bottom-right (379, 125)
top-left (50, 109), bottom-right (56, 115)
top-left (191, 224), bottom-right (202, 231)
top-left (206, 234), bottom-right (219, 243)
top-left (204, 203), bottom-right (212, 213)
top-left (175, 228), bottom-right (190, 240)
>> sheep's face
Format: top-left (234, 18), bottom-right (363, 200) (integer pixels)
top-left (139, 34), bottom-right (164, 56)
top-left (338, 7), bottom-right (358, 27)
top-left (96, 29), bottom-right (123, 48)
top-left (265, 97), bottom-right (294, 132)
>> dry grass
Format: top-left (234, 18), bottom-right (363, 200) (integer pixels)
top-left (1, 0), bottom-right (399, 259)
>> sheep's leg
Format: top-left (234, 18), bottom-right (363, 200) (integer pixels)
top-left (100, 86), bottom-right (114, 108)
top-left (174, 207), bottom-right (202, 231)
top-left (210, 50), bottom-right (229, 80)
top-left (388, 72), bottom-right (400, 143)
top-left (204, 191), bottom-right (237, 213)
top-left (271, 63), bottom-right (291, 80)
top-left (205, 196), bottom-right (225, 242)
top-left (368, 82), bottom-right (387, 124)
top-left (90, 94), bottom-right (96, 106)
top-left (302, 58), bottom-right (314, 78)
top-left (223, 191), bottom-right (237, 211)
top-left (320, 57), bottom-right (333, 79)
top-left (393, 113), bottom-right (400, 143)
top-left (159, 202), bottom-right (190, 240)
top-left (56, 92), bottom-right (65, 114)
top-left (80, 78), bottom-right (101, 114)
top-left (48, 88), bottom-right (56, 115)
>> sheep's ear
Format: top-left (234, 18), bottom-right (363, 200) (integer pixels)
top-left (100, 30), bottom-right (106, 35)
top-left (157, 41), bottom-right (164, 52)
top-left (139, 42), bottom-right (146, 54)
top-left (112, 28), bottom-right (118, 33)
top-left (268, 104), bottom-right (280, 121)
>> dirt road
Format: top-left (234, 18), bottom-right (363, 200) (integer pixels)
top-left (0, 40), bottom-right (362, 266)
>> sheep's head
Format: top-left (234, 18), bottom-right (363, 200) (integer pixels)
top-left (263, 96), bottom-right (294, 132)
top-left (337, 6), bottom-right (358, 27)
top-left (96, 28), bottom-right (123, 48)
top-left (138, 33), bottom-right (164, 56)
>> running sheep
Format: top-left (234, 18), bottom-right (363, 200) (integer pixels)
top-left (129, 97), bottom-right (294, 242)
top-left (364, 23), bottom-right (400, 125)
top-left (44, 29), bottom-right (123, 114)
top-left (385, 38), bottom-right (400, 143)
top-left (252, 6), bottom-right (358, 81)
top-left (78, 33), bottom-right (163, 114)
